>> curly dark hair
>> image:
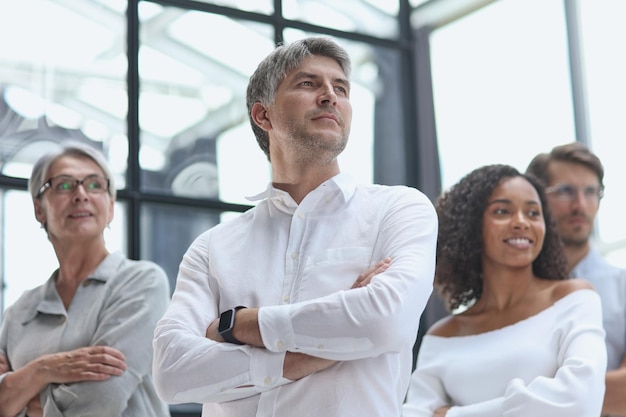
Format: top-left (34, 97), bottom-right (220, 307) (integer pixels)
top-left (435, 164), bottom-right (568, 312)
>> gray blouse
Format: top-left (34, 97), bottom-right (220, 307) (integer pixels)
top-left (0, 251), bottom-right (170, 417)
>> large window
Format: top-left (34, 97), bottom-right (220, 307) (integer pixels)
top-left (3, 1), bottom-right (624, 413)
top-left (1, 2), bottom-right (415, 415)
top-left (424, 0), bottom-right (626, 269)
top-left (430, 0), bottom-right (575, 188)
top-left (578, 0), bottom-right (626, 267)
top-left (0, 0), bottom-right (128, 311)
top-left (0, 0), bottom-right (414, 316)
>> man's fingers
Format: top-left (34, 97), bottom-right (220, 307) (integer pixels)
top-left (352, 258), bottom-right (392, 288)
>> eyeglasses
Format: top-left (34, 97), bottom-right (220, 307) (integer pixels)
top-left (37, 175), bottom-right (110, 198)
top-left (545, 184), bottom-right (604, 201)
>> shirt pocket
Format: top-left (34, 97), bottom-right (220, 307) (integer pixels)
top-left (297, 247), bottom-right (372, 300)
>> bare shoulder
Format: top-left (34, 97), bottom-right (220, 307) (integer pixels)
top-left (427, 314), bottom-right (460, 338)
top-left (551, 278), bottom-right (596, 302)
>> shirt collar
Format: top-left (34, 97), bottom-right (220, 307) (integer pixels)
top-left (245, 172), bottom-right (357, 206)
top-left (23, 252), bottom-right (126, 322)
top-left (570, 248), bottom-right (601, 278)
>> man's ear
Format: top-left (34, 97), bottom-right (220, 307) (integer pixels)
top-left (251, 102), bottom-right (272, 131)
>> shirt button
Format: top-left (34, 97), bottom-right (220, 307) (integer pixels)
top-left (291, 252), bottom-right (298, 260)
top-left (283, 295), bottom-right (290, 302)
top-left (317, 344), bottom-right (325, 350)
top-left (264, 377), bottom-right (272, 385)
top-left (297, 212), bottom-right (305, 219)
top-left (59, 316), bottom-right (67, 323)
top-left (276, 341), bottom-right (285, 350)
top-left (82, 280), bottom-right (91, 287)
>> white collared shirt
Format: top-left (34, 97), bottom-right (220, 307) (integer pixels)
top-left (153, 173), bottom-right (438, 417)
top-left (572, 248), bottom-right (626, 371)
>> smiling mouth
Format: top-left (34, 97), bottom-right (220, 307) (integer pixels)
top-left (504, 238), bottom-right (532, 248)
top-left (69, 213), bottom-right (92, 218)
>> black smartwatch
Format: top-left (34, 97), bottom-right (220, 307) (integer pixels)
top-left (218, 306), bottom-right (246, 345)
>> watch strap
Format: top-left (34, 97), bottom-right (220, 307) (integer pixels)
top-left (219, 306), bottom-right (246, 345)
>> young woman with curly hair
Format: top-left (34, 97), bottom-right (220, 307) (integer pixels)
top-left (403, 164), bottom-right (606, 417)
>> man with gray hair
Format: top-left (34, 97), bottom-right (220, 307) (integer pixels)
top-left (153, 37), bottom-right (437, 416)
top-left (527, 142), bottom-right (626, 416)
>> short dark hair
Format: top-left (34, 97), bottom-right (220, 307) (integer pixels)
top-left (246, 37), bottom-right (351, 160)
top-left (435, 164), bottom-right (568, 312)
top-left (526, 142), bottom-right (604, 187)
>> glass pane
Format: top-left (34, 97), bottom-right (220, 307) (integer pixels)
top-left (1, 190), bottom-right (126, 313)
top-left (0, 0), bottom-right (128, 185)
top-left (430, 0), bottom-right (575, 190)
top-left (578, 0), bottom-right (626, 267)
top-left (138, 4), bottom-right (275, 204)
top-left (195, 0), bottom-right (273, 14)
top-left (283, 0), bottom-right (399, 39)
top-left (140, 203), bottom-right (238, 294)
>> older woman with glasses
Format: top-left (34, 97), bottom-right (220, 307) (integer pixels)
top-left (0, 141), bottom-right (170, 417)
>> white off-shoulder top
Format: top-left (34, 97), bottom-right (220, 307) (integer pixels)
top-left (403, 289), bottom-right (607, 417)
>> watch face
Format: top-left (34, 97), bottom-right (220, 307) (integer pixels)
top-left (218, 309), bottom-right (235, 333)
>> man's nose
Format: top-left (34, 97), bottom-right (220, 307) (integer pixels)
top-left (318, 84), bottom-right (337, 106)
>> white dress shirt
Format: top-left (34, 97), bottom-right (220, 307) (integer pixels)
top-left (573, 249), bottom-right (626, 417)
top-left (572, 248), bottom-right (626, 371)
top-left (153, 173), bottom-right (438, 417)
top-left (403, 289), bottom-right (607, 417)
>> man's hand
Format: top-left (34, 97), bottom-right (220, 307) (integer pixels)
top-left (206, 318), bottom-right (222, 341)
top-left (283, 352), bottom-right (337, 381)
top-left (204, 259), bottom-right (393, 385)
top-left (351, 258), bottom-right (391, 288)
top-left (206, 258), bottom-right (393, 343)
top-left (206, 258), bottom-right (393, 342)
top-left (434, 406), bottom-right (451, 417)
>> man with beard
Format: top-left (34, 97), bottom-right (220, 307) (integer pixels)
top-left (152, 37), bottom-right (438, 417)
top-left (527, 142), bottom-right (626, 417)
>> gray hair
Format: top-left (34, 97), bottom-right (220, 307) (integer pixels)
top-left (29, 140), bottom-right (116, 201)
top-left (246, 37), bottom-right (352, 159)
